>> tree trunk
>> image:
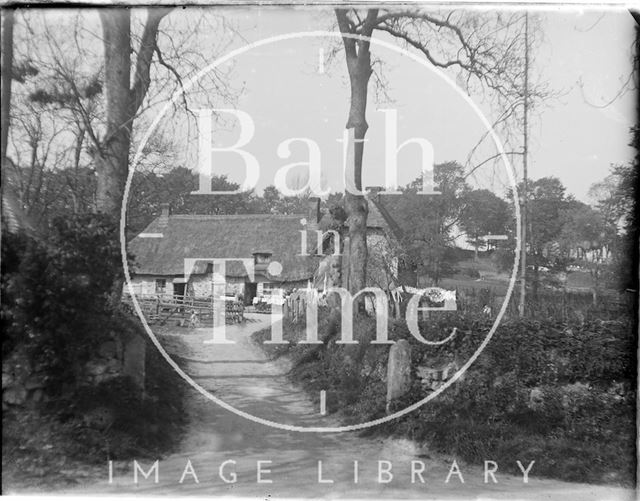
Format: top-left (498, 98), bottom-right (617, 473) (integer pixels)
top-left (345, 192), bottom-right (368, 294)
top-left (343, 69), bottom-right (370, 296)
top-left (97, 10), bottom-right (133, 216)
top-left (96, 9), bottom-right (168, 395)
top-left (1, 10), bottom-right (14, 166)
top-left (344, 69), bottom-right (370, 308)
top-left (336, 9), bottom-right (377, 298)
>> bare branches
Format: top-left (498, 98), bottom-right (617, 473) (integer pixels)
top-left (577, 72), bottom-right (635, 109)
top-left (375, 23), bottom-right (467, 70)
top-left (373, 10), bottom-right (528, 103)
top-left (130, 8), bottom-right (172, 114)
top-left (153, 40), bottom-right (190, 115)
top-left (335, 9), bottom-right (378, 67)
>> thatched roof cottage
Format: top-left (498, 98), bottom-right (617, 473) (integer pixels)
top-left (127, 196), bottom-right (409, 305)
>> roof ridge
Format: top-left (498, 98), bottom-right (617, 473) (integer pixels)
top-left (169, 213), bottom-right (305, 220)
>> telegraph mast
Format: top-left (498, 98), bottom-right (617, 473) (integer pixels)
top-left (518, 12), bottom-right (529, 318)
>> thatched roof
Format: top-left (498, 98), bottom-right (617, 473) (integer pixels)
top-left (129, 214), bottom-right (319, 281)
top-left (129, 199), bottom-right (399, 282)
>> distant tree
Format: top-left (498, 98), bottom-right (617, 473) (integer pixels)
top-left (459, 189), bottom-right (509, 260)
top-left (524, 177), bottom-right (578, 296)
top-left (588, 163), bottom-right (637, 291)
top-left (558, 203), bottom-right (608, 304)
top-left (127, 167), bottom-right (257, 235)
top-left (588, 164), bottom-right (634, 229)
top-left (383, 162), bottom-right (467, 285)
top-left (260, 185), bottom-right (283, 214)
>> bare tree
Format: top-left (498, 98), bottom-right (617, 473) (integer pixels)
top-left (334, 8), bottom-right (535, 295)
top-left (9, 8), bottom-right (236, 220)
top-left (334, 9), bottom-right (378, 297)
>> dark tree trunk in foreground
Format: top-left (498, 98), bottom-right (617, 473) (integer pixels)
top-left (97, 9), bottom-right (169, 393)
top-left (1, 10), bottom-right (14, 166)
top-left (96, 10), bottom-right (132, 215)
top-left (97, 8), bottom-right (167, 215)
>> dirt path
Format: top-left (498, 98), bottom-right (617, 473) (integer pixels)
top-left (68, 314), bottom-right (633, 500)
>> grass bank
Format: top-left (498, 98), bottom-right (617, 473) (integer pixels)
top-left (252, 307), bottom-right (636, 487)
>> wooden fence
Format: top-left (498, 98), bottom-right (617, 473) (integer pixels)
top-left (122, 293), bottom-right (244, 326)
top-left (282, 292), bottom-right (309, 322)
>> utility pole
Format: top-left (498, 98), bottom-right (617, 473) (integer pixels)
top-left (518, 11), bottom-right (529, 318)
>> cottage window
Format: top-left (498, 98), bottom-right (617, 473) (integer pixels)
top-left (322, 234), bottom-right (335, 255)
top-left (155, 278), bottom-right (167, 293)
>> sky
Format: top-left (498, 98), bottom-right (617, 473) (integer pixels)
top-left (152, 7), bottom-right (636, 203)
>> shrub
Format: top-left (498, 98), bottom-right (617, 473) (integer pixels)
top-left (57, 346), bottom-right (187, 461)
top-left (2, 214), bottom-right (124, 387)
top-left (2, 214), bottom-right (188, 475)
top-left (464, 268), bottom-right (481, 279)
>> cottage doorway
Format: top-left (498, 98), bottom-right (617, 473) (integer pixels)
top-left (244, 282), bottom-right (257, 306)
top-left (174, 282), bottom-right (186, 299)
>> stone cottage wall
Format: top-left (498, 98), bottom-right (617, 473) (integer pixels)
top-left (190, 274), bottom-right (244, 298)
top-left (190, 274), bottom-right (213, 297)
top-left (126, 275), bottom-right (174, 296)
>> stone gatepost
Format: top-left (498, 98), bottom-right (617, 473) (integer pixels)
top-left (386, 339), bottom-right (412, 413)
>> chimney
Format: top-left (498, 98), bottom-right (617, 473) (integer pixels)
top-left (158, 203), bottom-right (170, 228)
top-left (307, 197), bottom-right (320, 230)
top-left (366, 186), bottom-right (385, 203)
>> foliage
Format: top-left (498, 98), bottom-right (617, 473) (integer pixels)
top-left (127, 168), bottom-right (261, 236)
top-left (126, 168), bottom-right (319, 236)
top-left (393, 318), bottom-right (636, 485)
top-left (254, 310), bottom-right (636, 486)
top-left (2, 214), bottom-right (123, 386)
top-left (588, 163), bottom-right (638, 292)
top-left (459, 189), bottom-right (510, 255)
top-left (2, 345), bottom-right (188, 489)
top-left (382, 162), bottom-right (468, 284)
top-left (2, 214), bottom-right (188, 486)
top-left (255, 185), bottom-right (313, 215)
top-left (524, 177), bottom-right (575, 270)
top-left (59, 345), bottom-right (187, 460)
